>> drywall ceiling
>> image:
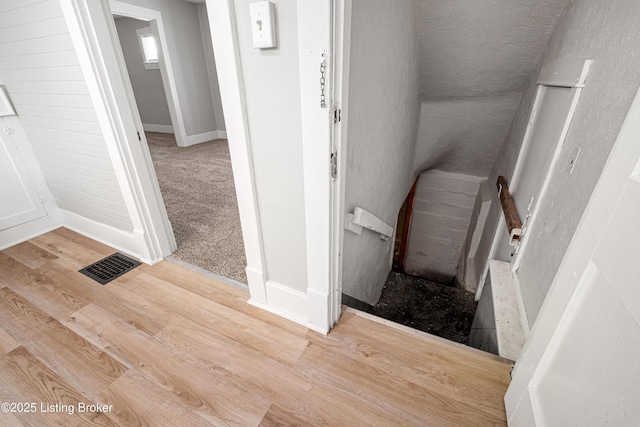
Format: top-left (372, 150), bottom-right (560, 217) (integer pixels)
top-left (416, 0), bottom-right (570, 99)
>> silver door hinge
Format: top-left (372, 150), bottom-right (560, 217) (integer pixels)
top-left (333, 106), bottom-right (341, 124)
top-left (330, 151), bottom-right (337, 179)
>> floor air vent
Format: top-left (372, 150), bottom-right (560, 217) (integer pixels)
top-left (79, 253), bottom-right (141, 285)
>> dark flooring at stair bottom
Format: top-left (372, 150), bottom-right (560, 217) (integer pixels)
top-left (373, 271), bottom-right (477, 344)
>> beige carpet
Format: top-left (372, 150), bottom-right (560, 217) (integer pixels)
top-left (145, 132), bottom-right (247, 283)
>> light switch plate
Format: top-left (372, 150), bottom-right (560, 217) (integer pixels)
top-left (249, 1), bottom-right (277, 49)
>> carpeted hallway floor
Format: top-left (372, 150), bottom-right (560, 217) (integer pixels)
top-left (145, 132), bottom-right (247, 283)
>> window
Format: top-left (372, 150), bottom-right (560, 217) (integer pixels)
top-left (136, 26), bottom-right (159, 70)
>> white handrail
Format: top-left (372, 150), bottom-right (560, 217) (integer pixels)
top-left (344, 207), bottom-right (393, 241)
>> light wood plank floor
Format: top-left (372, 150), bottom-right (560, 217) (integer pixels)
top-left (0, 228), bottom-right (512, 426)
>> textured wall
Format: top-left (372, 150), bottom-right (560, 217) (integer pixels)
top-left (114, 17), bottom-right (173, 128)
top-left (474, 0), bottom-right (640, 326)
top-left (414, 94), bottom-right (521, 177)
top-left (412, 0), bottom-right (569, 182)
top-left (341, 0), bottom-right (420, 305)
top-left (415, 0), bottom-right (568, 99)
top-left (233, 0), bottom-right (309, 293)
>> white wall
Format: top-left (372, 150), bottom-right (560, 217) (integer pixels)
top-left (197, 3), bottom-right (225, 131)
top-left (404, 170), bottom-right (481, 284)
top-left (0, 0), bottom-right (133, 232)
top-left (414, 95), bottom-right (521, 178)
top-left (114, 17), bottom-right (172, 129)
top-left (471, 0), bottom-right (640, 325)
top-left (341, 0), bottom-right (420, 305)
top-left (233, 0), bottom-right (308, 293)
top-left (118, 0), bottom-right (219, 136)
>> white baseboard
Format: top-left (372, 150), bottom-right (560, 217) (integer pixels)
top-left (0, 215), bottom-right (62, 250)
top-left (307, 287), bottom-right (330, 333)
top-left (142, 124), bottom-right (174, 133)
top-left (245, 266), bottom-right (267, 303)
top-left (60, 209), bottom-right (153, 264)
top-left (248, 280), bottom-right (329, 334)
top-left (180, 130), bottom-right (227, 147)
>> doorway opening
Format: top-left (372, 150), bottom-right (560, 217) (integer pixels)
top-left (342, 172), bottom-right (479, 344)
top-left (111, 4), bottom-right (246, 284)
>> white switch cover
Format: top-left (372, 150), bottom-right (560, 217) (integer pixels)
top-left (249, 1), bottom-right (276, 49)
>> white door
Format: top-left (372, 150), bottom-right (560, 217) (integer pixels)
top-left (526, 172), bottom-right (640, 426)
top-left (495, 85), bottom-right (578, 262)
top-left (0, 123), bottom-right (47, 231)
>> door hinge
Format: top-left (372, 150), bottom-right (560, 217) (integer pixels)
top-left (333, 106), bottom-right (341, 124)
top-left (137, 131), bottom-right (142, 141)
top-left (330, 151), bottom-right (337, 179)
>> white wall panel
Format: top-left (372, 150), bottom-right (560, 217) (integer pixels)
top-left (0, 0), bottom-right (133, 232)
top-left (405, 170), bottom-right (480, 284)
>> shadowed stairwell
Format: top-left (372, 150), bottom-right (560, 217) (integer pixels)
top-left (376, 272), bottom-right (477, 344)
top-left (145, 132), bottom-right (246, 283)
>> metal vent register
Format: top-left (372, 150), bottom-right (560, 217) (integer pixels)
top-left (79, 253), bottom-right (141, 285)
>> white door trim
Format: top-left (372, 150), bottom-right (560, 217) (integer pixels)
top-left (297, 1), bottom-right (333, 332)
top-left (59, 0), bottom-right (177, 264)
top-left (329, 0), bottom-right (351, 327)
top-left (511, 59), bottom-right (591, 271)
top-left (480, 58), bottom-right (591, 294)
top-left (109, 1), bottom-right (189, 148)
top-left (204, 0), bottom-right (268, 300)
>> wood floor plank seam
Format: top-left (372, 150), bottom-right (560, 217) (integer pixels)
top-left (0, 229), bottom-right (512, 426)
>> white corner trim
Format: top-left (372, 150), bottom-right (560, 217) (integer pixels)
top-left (60, 209), bottom-right (156, 264)
top-left (142, 124), bottom-right (174, 133)
top-left (0, 216), bottom-right (62, 251)
top-left (180, 130), bottom-right (226, 147)
top-left (248, 281), bottom-right (329, 334)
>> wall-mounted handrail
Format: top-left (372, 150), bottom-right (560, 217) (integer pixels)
top-left (344, 207), bottom-right (393, 241)
top-left (496, 176), bottom-right (523, 246)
